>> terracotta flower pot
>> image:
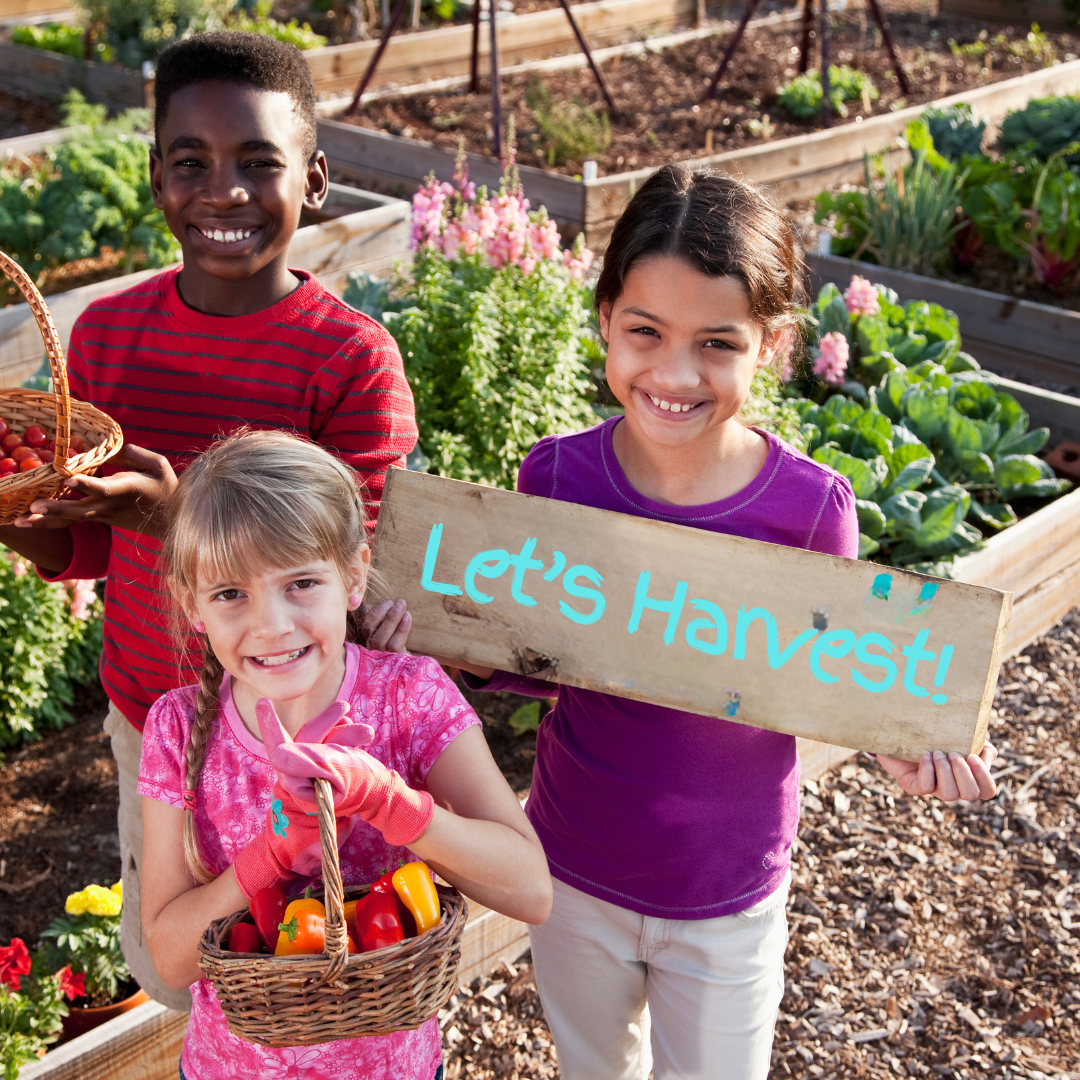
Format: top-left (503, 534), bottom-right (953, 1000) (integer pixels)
top-left (61, 983), bottom-right (149, 1040)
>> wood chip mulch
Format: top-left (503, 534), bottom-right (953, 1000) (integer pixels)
top-left (441, 611), bottom-right (1080, 1080)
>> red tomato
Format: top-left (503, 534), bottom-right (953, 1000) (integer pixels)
top-left (11, 446), bottom-right (36, 463)
top-left (69, 434), bottom-right (85, 453)
top-left (19, 456), bottom-right (41, 472)
top-left (22, 425), bottom-right (47, 449)
top-left (46, 439), bottom-right (55, 452)
top-left (0, 419), bottom-right (9, 441)
top-left (37, 448), bottom-right (55, 463)
top-left (2, 433), bottom-right (22, 453)
top-left (0, 458), bottom-right (17, 476)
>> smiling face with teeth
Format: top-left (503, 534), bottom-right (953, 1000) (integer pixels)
top-left (190, 554), bottom-right (367, 737)
top-left (599, 254), bottom-right (779, 506)
top-left (150, 81), bottom-right (329, 317)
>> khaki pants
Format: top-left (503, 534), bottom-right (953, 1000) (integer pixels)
top-left (528, 875), bottom-right (790, 1080)
top-left (105, 703), bottom-right (192, 1013)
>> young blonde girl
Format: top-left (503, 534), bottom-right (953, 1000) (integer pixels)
top-left (451, 164), bottom-right (998, 1080)
top-left (137, 430), bottom-right (551, 1080)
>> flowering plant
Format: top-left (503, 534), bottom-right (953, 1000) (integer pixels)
top-left (345, 153), bottom-right (599, 489)
top-left (39, 882), bottom-right (130, 1004)
top-left (0, 548), bottom-right (103, 749)
top-left (0, 940), bottom-right (69, 1078)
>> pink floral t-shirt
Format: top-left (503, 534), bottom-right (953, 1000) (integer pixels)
top-left (138, 644), bottom-right (480, 1080)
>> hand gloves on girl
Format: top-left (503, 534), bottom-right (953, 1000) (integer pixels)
top-left (231, 701), bottom-right (372, 898)
top-left (256, 698), bottom-right (435, 849)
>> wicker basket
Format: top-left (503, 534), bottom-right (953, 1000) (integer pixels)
top-left (0, 250), bottom-right (123, 525)
top-left (197, 778), bottom-right (467, 1048)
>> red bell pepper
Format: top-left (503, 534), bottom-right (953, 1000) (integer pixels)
top-left (249, 887), bottom-right (288, 952)
top-left (357, 890), bottom-right (405, 952)
top-left (228, 922), bottom-right (264, 954)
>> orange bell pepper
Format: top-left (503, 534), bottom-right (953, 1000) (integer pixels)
top-left (275, 911), bottom-right (326, 956)
top-left (392, 862), bottom-right (441, 935)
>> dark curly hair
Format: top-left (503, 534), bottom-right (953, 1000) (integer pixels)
top-left (154, 32), bottom-right (318, 161)
top-left (595, 164), bottom-right (804, 342)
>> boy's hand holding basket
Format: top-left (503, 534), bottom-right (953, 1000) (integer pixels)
top-left (0, 251), bottom-right (122, 523)
top-left (197, 703), bottom-right (467, 1047)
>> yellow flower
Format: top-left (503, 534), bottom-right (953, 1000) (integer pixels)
top-left (64, 888), bottom-right (90, 915)
top-left (64, 883), bottom-right (122, 917)
top-left (111, 881), bottom-right (123, 900)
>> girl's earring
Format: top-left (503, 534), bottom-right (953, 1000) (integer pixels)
top-left (193, 621), bottom-right (205, 634)
top-left (349, 594), bottom-right (361, 609)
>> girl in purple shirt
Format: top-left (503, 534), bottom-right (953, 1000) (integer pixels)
top-left (455, 165), bottom-right (999, 1080)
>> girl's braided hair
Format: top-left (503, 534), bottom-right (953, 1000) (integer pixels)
top-left (161, 429), bottom-right (379, 882)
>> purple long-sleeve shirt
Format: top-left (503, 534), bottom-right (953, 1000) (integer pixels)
top-left (469, 418), bottom-right (859, 919)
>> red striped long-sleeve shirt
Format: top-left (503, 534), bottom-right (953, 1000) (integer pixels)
top-left (44, 267), bottom-right (418, 730)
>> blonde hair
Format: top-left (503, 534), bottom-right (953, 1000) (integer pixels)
top-left (162, 429), bottom-right (374, 883)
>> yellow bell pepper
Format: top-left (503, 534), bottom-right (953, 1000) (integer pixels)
top-left (392, 862), bottom-right (441, 935)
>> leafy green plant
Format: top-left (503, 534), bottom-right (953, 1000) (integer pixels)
top-left (776, 65), bottom-right (878, 119)
top-left (228, 0), bottom-right (327, 49)
top-left (998, 94), bottom-right (1080, 168)
top-left (783, 280), bottom-right (1069, 571)
top-left (12, 22), bottom-right (114, 63)
top-left (525, 77), bottom-right (612, 167)
top-left (347, 164), bottom-right (598, 489)
top-left (0, 550), bottom-right (103, 749)
top-left (40, 884), bottom-right (129, 1004)
top-left (75, 0), bottom-right (234, 69)
top-left (923, 104), bottom-right (987, 161)
top-left (508, 700), bottom-right (541, 736)
top-left (814, 121), bottom-right (965, 275)
top-left (0, 91), bottom-right (178, 284)
top-left (0, 965), bottom-right (67, 1079)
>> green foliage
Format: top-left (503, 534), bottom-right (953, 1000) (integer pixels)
top-left (39, 911), bottom-right (129, 1003)
top-left (12, 22), bottom-right (114, 63)
top-left (347, 249), bottom-right (597, 489)
top-left (0, 551), bottom-right (104, 750)
top-left (949, 24), bottom-right (1056, 67)
top-left (0, 91), bottom-right (178, 283)
top-left (776, 65), bottom-right (878, 119)
top-left (922, 103), bottom-right (987, 161)
top-left (228, 0), bottom-right (327, 49)
top-left (525, 77), bottom-right (612, 167)
top-left (508, 700), bottom-right (541, 736)
top-left (998, 94), bottom-right (1080, 168)
top-left (0, 969), bottom-right (67, 1079)
top-left (75, 0), bottom-right (234, 68)
top-left (814, 121), bottom-right (965, 275)
top-left (783, 282), bottom-right (1070, 571)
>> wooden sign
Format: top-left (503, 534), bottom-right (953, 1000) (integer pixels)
top-left (373, 470), bottom-right (1013, 760)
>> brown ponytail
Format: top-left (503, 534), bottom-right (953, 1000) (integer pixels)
top-left (181, 637), bottom-right (224, 884)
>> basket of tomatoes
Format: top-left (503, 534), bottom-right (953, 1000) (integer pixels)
top-left (0, 249), bottom-right (122, 525)
top-left (197, 778), bottom-right (468, 1048)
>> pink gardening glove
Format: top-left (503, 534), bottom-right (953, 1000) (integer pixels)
top-left (257, 698), bottom-right (435, 848)
top-left (231, 785), bottom-right (324, 899)
top-left (231, 702), bottom-right (369, 899)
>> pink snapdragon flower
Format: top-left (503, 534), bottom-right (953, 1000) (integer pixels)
top-left (813, 332), bottom-right (850, 385)
top-left (409, 176), bottom-right (455, 251)
top-left (68, 579), bottom-right (98, 620)
top-left (844, 275), bottom-right (880, 317)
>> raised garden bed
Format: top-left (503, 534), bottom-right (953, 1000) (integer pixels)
top-left (321, 54), bottom-right (1080, 246)
top-left (940, 0), bottom-right (1078, 33)
top-left (807, 251), bottom-right (1080, 396)
top-left (0, 0), bottom-right (699, 111)
top-left (0, 179), bottom-right (411, 386)
top-left (0, 0), bottom-right (73, 26)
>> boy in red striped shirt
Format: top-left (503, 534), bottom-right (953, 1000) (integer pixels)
top-left (0, 32), bottom-right (417, 1011)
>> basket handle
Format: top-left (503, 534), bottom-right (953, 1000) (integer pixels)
top-left (314, 777), bottom-right (350, 986)
top-left (0, 250), bottom-right (73, 475)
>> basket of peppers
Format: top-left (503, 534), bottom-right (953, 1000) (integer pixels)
top-left (197, 778), bottom-right (468, 1047)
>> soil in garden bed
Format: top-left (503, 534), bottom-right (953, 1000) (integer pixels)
top-left (336, 4), bottom-right (1079, 175)
top-left (0, 683), bottom-right (115, 947)
top-left (442, 612), bottom-right (1080, 1079)
top-left (0, 90), bottom-right (59, 142)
